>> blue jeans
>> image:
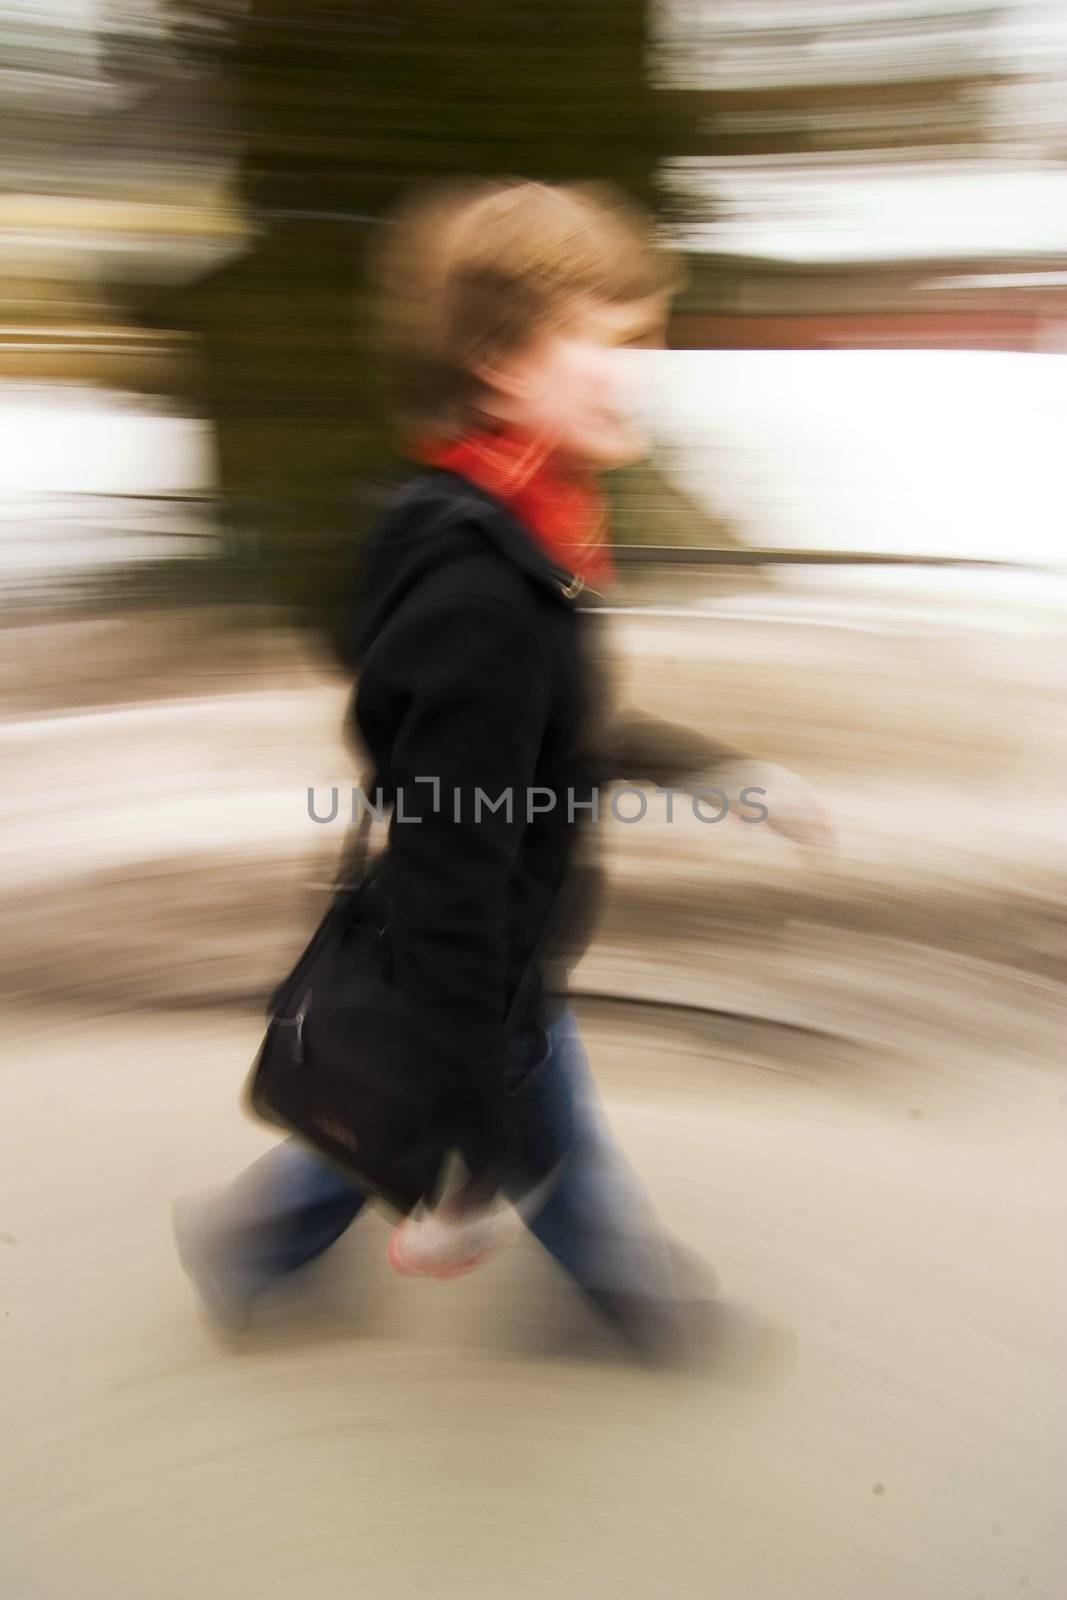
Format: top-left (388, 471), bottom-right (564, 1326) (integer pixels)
top-left (208, 1006), bottom-right (682, 1324)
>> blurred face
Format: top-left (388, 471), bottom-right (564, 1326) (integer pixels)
top-left (476, 292), bottom-right (669, 471)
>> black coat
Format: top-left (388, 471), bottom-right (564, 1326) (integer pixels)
top-left (331, 468), bottom-right (733, 1176)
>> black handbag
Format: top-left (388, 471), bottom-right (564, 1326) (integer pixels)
top-left (243, 805), bottom-right (549, 1215)
top-left (243, 807), bottom-right (448, 1214)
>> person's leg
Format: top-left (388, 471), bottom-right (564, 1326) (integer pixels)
top-left (505, 1006), bottom-right (688, 1356)
top-left (174, 1137), bottom-right (367, 1330)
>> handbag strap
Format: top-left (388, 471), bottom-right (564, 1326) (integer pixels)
top-left (332, 769), bottom-right (377, 892)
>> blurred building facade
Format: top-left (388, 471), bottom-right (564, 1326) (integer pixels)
top-left (662, 0), bottom-right (1067, 349)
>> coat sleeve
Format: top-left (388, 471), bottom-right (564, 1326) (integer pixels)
top-left (377, 594), bottom-right (549, 1172)
top-left (594, 709), bottom-right (742, 788)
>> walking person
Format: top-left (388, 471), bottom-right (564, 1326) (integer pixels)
top-left (175, 179), bottom-right (833, 1362)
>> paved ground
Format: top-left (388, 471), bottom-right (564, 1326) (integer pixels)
top-left (1, 997), bottom-right (1064, 1600)
top-left (1, 603), bottom-right (1065, 1597)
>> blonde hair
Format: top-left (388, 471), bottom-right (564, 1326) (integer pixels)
top-left (370, 178), bottom-right (682, 439)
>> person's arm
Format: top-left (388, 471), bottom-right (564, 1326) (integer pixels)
top-left (596, 708), bottom-right (741, 790)
top-left (597, 708), bottom-right (837, 852)
top-left (380, 594), bottom-right (549, 1182)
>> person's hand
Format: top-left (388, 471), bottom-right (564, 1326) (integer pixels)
top-left (720, 761), bottom-right (839, 855)
top-left (387, 1201), bottom-right (511, 1279)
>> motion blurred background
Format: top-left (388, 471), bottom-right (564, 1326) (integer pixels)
top-left (1, 6), bottom-right (1065, 1599)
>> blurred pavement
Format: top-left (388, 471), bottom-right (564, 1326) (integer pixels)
top-left (1, 602), bottom-right (1064, 1598)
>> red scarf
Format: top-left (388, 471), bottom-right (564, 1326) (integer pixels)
top-left (412, 427), bottom-right (615, 590)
